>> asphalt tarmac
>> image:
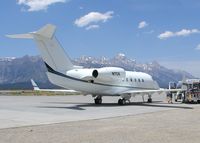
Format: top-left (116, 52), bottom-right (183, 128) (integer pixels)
top-left (0, 93), bottom-right (195, 129)
top-left (0, 94), bottom-right (199, 143)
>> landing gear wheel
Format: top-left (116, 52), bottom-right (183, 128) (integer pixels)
top-left (94, 97), bottom-right (102, 104)
top-left (147, 98), bottom-right (152, 103)
top-left (118, 99), bottom-right (126, 105)
top-left (147, 94), bottom-right (152, 103)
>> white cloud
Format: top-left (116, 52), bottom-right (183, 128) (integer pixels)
top-left (17, 0), bottom-right (66, 12)
top-left (158, 31), bottom-right (174, 39)
top-left (195, 44), bottom-right (200, 50)
top-left (74, 11), bottom-right (114, 27)
top-left (86, 25), bottom-right (99, 30)
top-left (138, 21), bottom-right (148, 29)
top-left (176, 29), bottom-right (199, 36)
top-left (158, 29), bottom-right (200, 39)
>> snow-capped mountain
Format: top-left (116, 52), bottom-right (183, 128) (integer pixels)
top-left (0, 57), bottom-right (16, 62)
top-left (0, 54), bottom-right (194, 89)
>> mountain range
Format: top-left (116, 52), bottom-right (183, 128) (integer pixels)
top-left (0, 54), bottom-right (194, 89)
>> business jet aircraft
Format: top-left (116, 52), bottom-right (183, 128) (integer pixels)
top-left (31, 79), bottom-right (79, 93)
top-left (7, 24), bottom-right (182, 105)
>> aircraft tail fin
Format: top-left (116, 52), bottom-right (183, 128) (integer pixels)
top-left (36, 24), bottom-right (55, 39)
top-left (31, 79), bottom-right (40, 91)
top-left (7, 24), bottom-right (74, 73)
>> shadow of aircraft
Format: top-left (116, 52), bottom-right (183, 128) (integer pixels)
top-left (37, 105), bottom-right (85, 110)
top-left (38, 100), bottom-right (194, 110)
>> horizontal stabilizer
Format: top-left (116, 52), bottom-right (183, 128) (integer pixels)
top-left (6, 33), bottom-right (33, 39)
top-left (6, 24), bottom-right (56, 39)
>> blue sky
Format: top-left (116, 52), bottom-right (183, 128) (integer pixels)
top-left (1, 0), bottom-right (200, 77)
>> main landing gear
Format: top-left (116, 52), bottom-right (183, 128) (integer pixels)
top-left (94, 96), bottom-right (102, 104)
top-left (93, 95), bottom-right (152, 105)
top-left (118, 98), bottom-right (126, 105)
top-left (147, 94), bottom-right (152, 103)
top-left (118, 96), bottom-right (131, 105)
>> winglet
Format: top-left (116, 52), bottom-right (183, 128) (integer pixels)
top-left (31, 79), bottom-right (40, 91)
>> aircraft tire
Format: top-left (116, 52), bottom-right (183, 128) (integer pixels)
top-left (118, 99), bottom-right (125, 105)
top-left (94, 98), bottom-right (102, 104)
top-left (147, 98), bottom-right (152, 103)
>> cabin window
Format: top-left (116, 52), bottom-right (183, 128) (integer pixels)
top-left (130, 78), bottom-right (133, 82)
top-left (142, 79), bottom-right (144, 82)
top-left (134, 79), bottom-right (137, 82)
top-left (138, 79), bottom-right (141, 82)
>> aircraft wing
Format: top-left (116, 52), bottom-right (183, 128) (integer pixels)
top-left (120, 88), bottom-right (185, 95)
top-left (36, 89), bottom-right (79, 93)
top-left (31, 79), bottom-right (80, 93)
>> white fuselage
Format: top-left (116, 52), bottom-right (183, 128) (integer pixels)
top-left (46, 67), bottom-right (159, 96)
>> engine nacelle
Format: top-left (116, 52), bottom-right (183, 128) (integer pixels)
top-left (92, 67), bottom-right (125, 81)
